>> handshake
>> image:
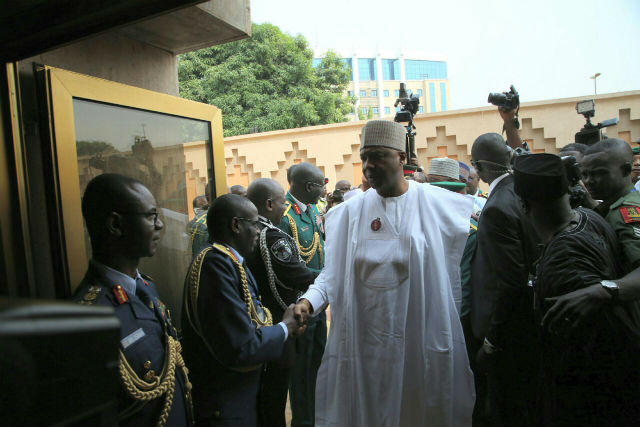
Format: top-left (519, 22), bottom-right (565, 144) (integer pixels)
top-left (281, 299), bottom-right (313, 337)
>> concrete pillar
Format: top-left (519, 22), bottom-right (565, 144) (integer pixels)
top-left (352, 53), bottom-right (360, 119)
top-left (376, 52), bottom-right (384, 118)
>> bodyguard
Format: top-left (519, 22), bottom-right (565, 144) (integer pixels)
top-left (73, 173), bottom-right (192, 427)
top-left (279, 162), bottom-right (326, 427)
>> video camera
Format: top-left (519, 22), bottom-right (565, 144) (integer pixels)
top-left (394, 83), bottom-right (420, 173)
top-left (560, 155), bottom-right (589, 208)
top-left (574, 99), bottom-right (619, 145)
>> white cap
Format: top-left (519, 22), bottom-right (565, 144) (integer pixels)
top-left (361, 120), bottom-right (405, 152)
top-left (428, 158), bottom-right (460, 181)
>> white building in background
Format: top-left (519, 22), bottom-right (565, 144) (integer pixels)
top-left (313, 49), bottom-right (450, 119)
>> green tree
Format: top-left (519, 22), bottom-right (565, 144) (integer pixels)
top-left (178, 23), bottom-right (355, 136)
top-left (76, 140), bottom-right (116, 156)
top-left (367, 107), bottom-right (373, 120)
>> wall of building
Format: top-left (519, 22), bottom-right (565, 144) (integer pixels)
top-left (194, 91), bottom-right (640, 192)
top-left (24, 32), bottom-right (179, 96)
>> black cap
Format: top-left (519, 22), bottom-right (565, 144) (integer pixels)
top-left (513, 153), bottom-right (568, 201)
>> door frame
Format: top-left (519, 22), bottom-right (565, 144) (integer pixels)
top-left (43, 65), bottom-right (225, 290)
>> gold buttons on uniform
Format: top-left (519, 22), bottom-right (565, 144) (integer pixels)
top-left (144, 360), bottom-right (151, 369)
top-left (144, 370), bottom-right (156, 382)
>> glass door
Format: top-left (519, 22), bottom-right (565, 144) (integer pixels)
top-left (44, 66), bottom-right (225, 323)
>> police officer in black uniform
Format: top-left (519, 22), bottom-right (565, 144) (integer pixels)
top-left (245, 178), bottom-right (318, 427)
top-left (73, 173), bottom-right (192, 427)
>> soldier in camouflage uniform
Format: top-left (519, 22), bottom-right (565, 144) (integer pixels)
top-left (278, 163), bottom-right (326, 427)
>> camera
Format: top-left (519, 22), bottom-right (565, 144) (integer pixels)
top-left (561, 155), bottom-right (588, 208)
top-left (488, 85), bottom-right (520, 111)
top-left (574, 99), bottom-right (619, 145)
top-left (394, 83), bottom-right (420, 174)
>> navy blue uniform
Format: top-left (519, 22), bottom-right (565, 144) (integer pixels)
top-left (73, 262), bottom-right (190, 427)
top-left (181, 244), bottom-right (286, 427)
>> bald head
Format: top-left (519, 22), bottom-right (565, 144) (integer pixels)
top-left (335, 180), bottom-right (351, 193)
top-left (208, 193), bottom-right (255, 241)
top-left (412, 172), bottom-right (427, 183)
top-left (471, 133), bottom-right (512, 183)
top-left (229, 185), bottom-right (247, 197)
top-left (290, 162), bottom-right (323, 185)
top-left (584, 138), bottom-right (633, 164)
top-left (289, 162), bottom-right (325, 205)
top-left (82, 173), bottom-right (145, 240)
top-left (247, 178), bottom-right (287, 223)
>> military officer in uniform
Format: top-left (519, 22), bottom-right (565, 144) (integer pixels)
top-left (543, 138), bottom-right (640, 332)
top-left (181, 194), bottom-right (302, 427)
top-left (73, 173), bottom-right (192, 427)
top-left (245, 178), bottom-right (319, 426)
top-left (278, 162), bottom-right (326, 427)
top-left (188, 193), bottom-right (210, 257)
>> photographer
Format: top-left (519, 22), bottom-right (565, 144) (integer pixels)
top-left (513, 154), bottom-right (640, 426)
top-left (543, 139), bottom-right (640, 334)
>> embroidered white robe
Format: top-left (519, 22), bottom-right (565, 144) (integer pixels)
top-left (302, 180), bottom-right (475, 427)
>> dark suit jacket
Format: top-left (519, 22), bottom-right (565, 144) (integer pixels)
top-left (470, 175), bottom-right (540, 349)
top-left (181, 246), bottom-right (286, 427)
top-left (73, 264), bottom-right (188, 427)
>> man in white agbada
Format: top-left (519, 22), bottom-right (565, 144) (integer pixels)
top-left (294, 120), bottom-right (475, 427)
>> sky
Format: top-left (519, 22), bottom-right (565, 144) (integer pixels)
top-left (251, 0), bottom-right (640, 110)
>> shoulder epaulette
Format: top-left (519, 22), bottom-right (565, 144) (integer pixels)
top-left (112, 284), bottom-right (129, 304)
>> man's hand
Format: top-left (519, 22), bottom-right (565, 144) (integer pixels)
top-left (294, 299), bottom-right (312, 327)
top-left (498, 107), bottom-right (517, 128)
top-left (541, 284), bottom-right (611, 335)
top-left (475, 343), bottom-right (498, 375)
top-left (498, 107), bottom-right (523, 150)
top-left (282, 304), bottom-right (306, 337)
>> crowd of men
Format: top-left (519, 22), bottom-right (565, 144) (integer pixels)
top-left (72, 106), bottom-right (640, 427)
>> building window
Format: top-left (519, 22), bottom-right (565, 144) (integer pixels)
top-left (405, 60), bottom-right (447, 80)
top-left (384, 107), bottom-right (390, 114)
top-left (416, 89), bottom-right (423, 96)
top-left (372, 107), bottom-right (379, 114)
top-left (382, 59), bottom-right (400, 80)
top-left (348, 91), bottom-right (353, 97)
top-left (440, 82), bottom-right (447, 111)
top-left (394, 90), bottom-right (400, 97)
top-left (371, 90), bottom-right (377, 97)
top-left (360, 90), bottom-right (366, 97)
top-left (361, 107), bottom-right (367, 114)
top-left (358, 58), bottom-right (377, 81)
top-left (384, 90), bottom-right (389, 97)
top-left (429, 82), bottom-right (436, 112)
top-left (395, 106), bottom-right (401, 112)
top-left (418, 106), bottom-right (424, 113)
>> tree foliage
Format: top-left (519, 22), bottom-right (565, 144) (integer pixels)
top-left (76, 140), bottom-right (116, 156)
top-left (178, 23), bottom-right (355, 137)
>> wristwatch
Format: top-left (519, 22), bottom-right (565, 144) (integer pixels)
top-left (600, 280), bottom-right (619, 303)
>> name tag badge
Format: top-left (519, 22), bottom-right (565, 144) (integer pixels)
top-left (121, 328), bottom-right (146, 349)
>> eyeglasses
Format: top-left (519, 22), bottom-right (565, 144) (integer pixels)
top-left (306, 181), bottom-right (325, 189)
top-left (235, 217), bottom-right (260, 229)
top-left (117, 211), bottom-right (160, 226)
